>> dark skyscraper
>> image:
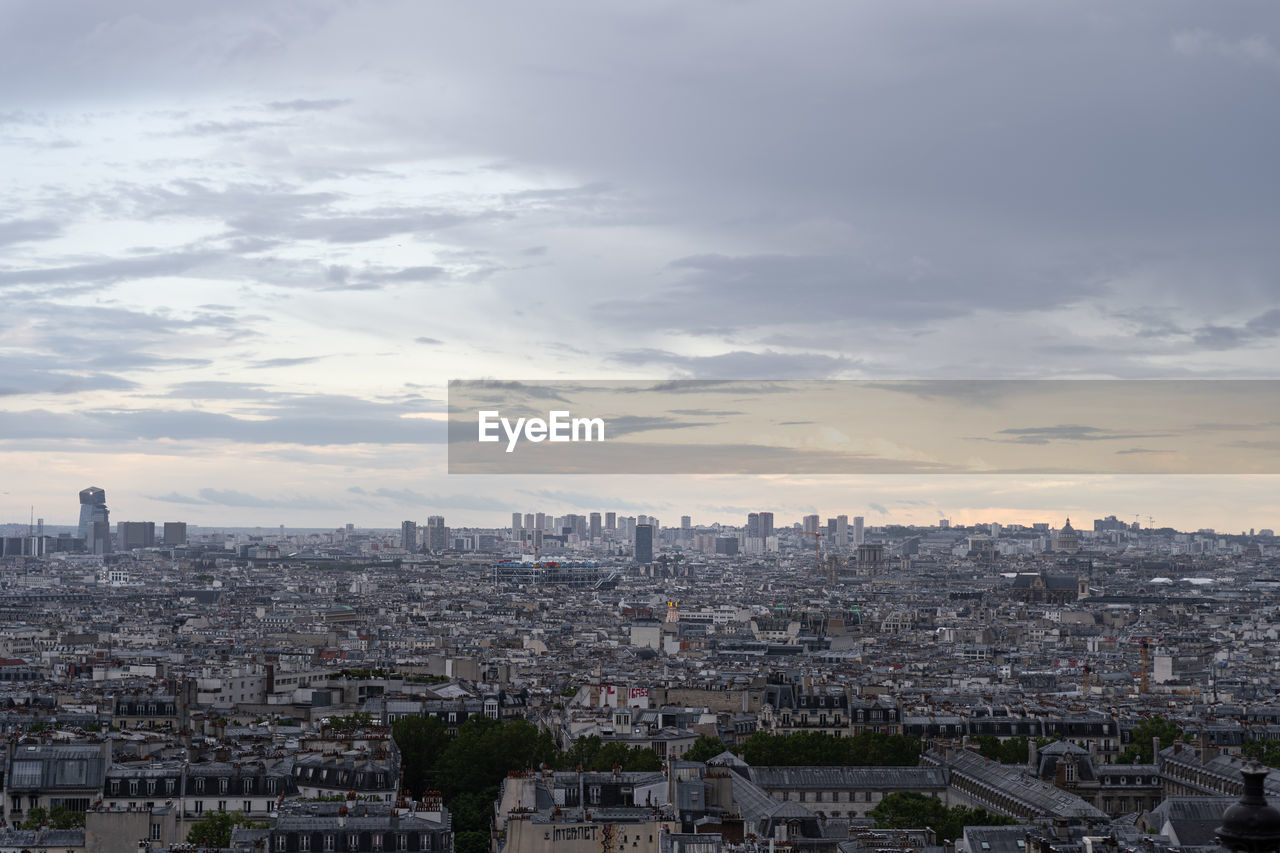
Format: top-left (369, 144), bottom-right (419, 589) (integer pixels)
top-left (426, 516), bottom-right (448, 551)
top-left (401, 520), bottom-right (418, 551)
top-left (162, 522), bottom-right (187, 546)
top-left (118, 521), bottom-right (155, 550)
top-left (634, 523), bottom-right (653, 564)
top-left (589, 512), bottom-right (602, 541)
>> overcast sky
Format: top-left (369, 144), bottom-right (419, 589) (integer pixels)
top-left (2, 1), bottom-right (1280, 530)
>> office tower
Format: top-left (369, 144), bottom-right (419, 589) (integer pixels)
top-left (759, 511), bottom-right (774, 540)
top-left (803, 514), bottom-right (820, 534)
top-left (78, 486), bottom-right (108, 540)
top-left (163, 522), bottom-right (187, 546)
top-left (535, 512), bottom-right (546, 531)
top-left (637, 515), bottom-right (649, 527)
top-left (118, 521), bottom-right (155, 550)
top-left (589, 512), bottom-right (602, 541)
top-left (853, 516), bottom-right (865, 545)
top-left (747, 513), bottom-right (761, 539)
top-left (512, 512), bottom-right (523, 531)
top-left (401, 520), bottom-right (418, 551)
top-left (426, 516), bottom-right (448, 551)
top-left (524, 513), bottom-right (535, 531)
top-left (605, 512), bottom-right (616, 531)
top-left (835, 515), bottom-right (848, 550)
top-left (36, 518), bottom-right (43, 538)
top-left (635, 523), bottom-right (654, 563)
top-left (681, 515), bottom-right (691, 530)
top-left (622, 516), bottom-right (636, 542)
top-left (826, 518), bottom-right (836, 538)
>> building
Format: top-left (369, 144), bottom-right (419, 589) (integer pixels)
top-left (853, 516), bottom-right (865, 546)
top-left (162, 521), bottom-right (187, 545)
top-left (803, 514), bottom-right (820, 534)
top-left (425, 516), bottom-right (448, 552)
top-left (590, 512), bottom-right (602, 541)
top-left (253, 799), bottom-right (452, 853)
top-left (635, 524), bottom-right (654, 564)
top-left (77, 486), bottom-right (110, 554)
top-left (400, 520), bottom-right (417, 551)
top-left (117, 520), bottom-right (155, 550)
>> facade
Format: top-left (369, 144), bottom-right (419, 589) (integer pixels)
top-left (261, 800), bottom-right (452, 853)
top-left (635, 524), bottom-right (654, 564)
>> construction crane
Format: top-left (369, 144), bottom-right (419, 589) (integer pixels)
top-left (1132, 637), bottom-right (1158, 694)
top-left (800, 530), bottom-right (832, 585)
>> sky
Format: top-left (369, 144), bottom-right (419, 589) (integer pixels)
top-left (2, 1), bottom-right (1280, 531)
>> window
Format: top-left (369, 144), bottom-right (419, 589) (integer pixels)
top-left (194, 801), bottom-right (204, 814)
top-left (151, 824), bottom-right (162, 841)
top-left (398, 834), bottom-right (408, 850)
top-left (218, 800), bottom-right (227, 812)
top-left (110, 780), bottom-right (121, 795)
top-left (589, 785), bottom-right (601, 805)
top-left (130, 780), bottom-right (139, 795)
top-left (244, 801), bottom-right (252, 813)
top-left (195, 778), bottom-right (205, 793)
top-left (300, 835), bottom-right (311, 852)
top-left (373, 834), bottom-right (383, 850)
top-left (166, 779), bottom-right (175, 794)
top-left (324, 834), bottom-right (335, 851)
top-left (220, 778), bottom-right (229, 794)
top-left (350, 833), bottom-right (359, 848)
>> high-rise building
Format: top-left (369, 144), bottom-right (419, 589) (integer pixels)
top-left (853, 516), bottom-right (865, 545)
top-left (535, 512), bottom-right (546, 531)
top-left (524, 513), bottom-right (535, 531)
top-left (605, 512), bottom-right (616, 531)
top-left (803, 514), bottom-right (820, 534)
top-left (681, 515), bottom-right (691, 530)
top-left (426, 516), bottom-right (448, 551)
top-left (162, 522), bottom-right (187, 546)
top-left (78, 486), bottom-right (110, 554)
top-left (401, 520), bottom-right (418, 551)
top-left (589, 512), bottom-right (602, 542)
top-left (747, 513), bottom-right (760, 539)
top-left (835, 515), bottom-right (849, 550)
top-left (117, 521), bottom-right (155, 550)
top-left (759, 511), bottom-right (774, 540)
top-left (634, 524), bottom-right (654, 563)
top-left (512, 512), bottom-right (523, 531)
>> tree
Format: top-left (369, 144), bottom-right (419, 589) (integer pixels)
top-left (1243, 739), bottom-right (1280, 768)
top-left (871, 792), bottom-right (1016, 843)
top-left (685, 735), bottom-right (729, 763)
top-left (187, 810), bottom-right (251, 848)
top-left (392, 715), bottom-right (450, 796)
top-left (454, 829), bottom-right (490, 853)
top-left (1116, 715), bottom-right (1181, 764)
top-left (19, 805), bottom-right (83, 830)
top-left (738, 731), bottom-right (921, 767)
top-left (870, 791), bottom-right (949, 831)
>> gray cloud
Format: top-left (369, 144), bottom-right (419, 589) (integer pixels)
top-left (0, 218), bottom-right (61, 246)
top-left (609, 348), bottom-right (856, 379)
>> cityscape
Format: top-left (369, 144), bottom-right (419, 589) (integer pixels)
top-left (0, 486), bottom-right (1277, 852)
top-left (4, 2), bottom-right (1280, 853)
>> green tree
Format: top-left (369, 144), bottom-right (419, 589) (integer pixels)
top-left (186, 810), bottom-right (251, 848)
top-left (871, 792), bottom-right (1016, 843)
top-left (685, 735), bottom-right (729, 763)
top-left (392, 715), bottom-right (450, 796)
top-left (454, 829), bottom-right (490, 853)
top-left (1243, 740), bottom-right (1280, 767)
top-left (870, 791), bottom-right (948, 830)
top-left (1116, 715), bottom-right (1181, 764)
top-left (739, 731), bottom-right (921, 767)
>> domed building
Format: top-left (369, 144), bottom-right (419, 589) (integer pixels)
top-left (1054, 518), bottom-right (1080, 554)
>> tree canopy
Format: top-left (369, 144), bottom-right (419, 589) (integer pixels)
top-left (739, 731), bottom-right (920, 766)
top-left (1115, 715), bottom-right (1181, 764)
top-left (871, 791), bottom-right (1017, 842)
